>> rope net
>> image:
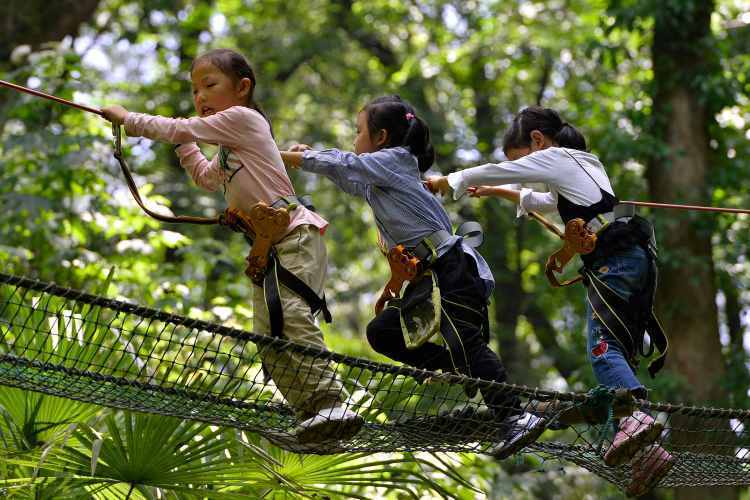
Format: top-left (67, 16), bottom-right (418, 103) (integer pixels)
top-left (0, 271), bottom-right (748, 492)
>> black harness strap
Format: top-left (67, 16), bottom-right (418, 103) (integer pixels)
top-left (438, 307), bottom-right (470, 376)
top-left (275, 258), bottom-right (332, 323)
top-left (263, 253), bottom-right (285, 339)
top-left (583, 269), bottom-right (637, 361)
top-left (645, 313), bottom-right (668, 378)
top-left (582, 246), bottom-right (668, 378)
top-left (262, 250), bottom-right (332, 339)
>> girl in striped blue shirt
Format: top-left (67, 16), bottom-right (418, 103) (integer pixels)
top-left (281, 95), bottom-right (546, 457)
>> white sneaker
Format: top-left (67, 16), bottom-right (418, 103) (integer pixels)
top-left (295, 406), bottom-right (364, 445)
top-left (490, 412), bottom-right (547, 459)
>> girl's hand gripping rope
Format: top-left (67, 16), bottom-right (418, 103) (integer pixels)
top-left (101, 105), bottom-right (130, 125)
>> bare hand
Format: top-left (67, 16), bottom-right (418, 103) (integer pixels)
top-left (468, 186), bottom-right (493, 198)
top-left (279, 150), bottom-right (304, 169)
top-left (424, 176), bottom-right (450, 195)
top-left (288, 143), bottom-right (312, 153)
top-left (101, 105), bottom-right (129, 125)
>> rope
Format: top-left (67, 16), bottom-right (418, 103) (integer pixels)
top-left (621, 200), bottom-right (750, 215)
top-left (0, 79), bottom-right (104, 116)
top-left (111, 125), bottom-right (221, 225)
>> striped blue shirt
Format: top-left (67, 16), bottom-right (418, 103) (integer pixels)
top-left (302, 147), bottom-right (495, 298)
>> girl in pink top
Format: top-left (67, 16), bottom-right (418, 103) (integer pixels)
top-left (102, 49), bottom-right (362, 446)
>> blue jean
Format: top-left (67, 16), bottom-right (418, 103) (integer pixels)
top-left (585, 244), bottom-right (648, 396)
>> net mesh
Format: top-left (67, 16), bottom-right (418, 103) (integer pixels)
top-left (0, 271), bottom-right (748, 492)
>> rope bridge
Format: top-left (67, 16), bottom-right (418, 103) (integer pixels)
top-left (0, 272), bottom-right (748, 493)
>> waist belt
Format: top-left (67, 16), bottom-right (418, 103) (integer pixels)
top-left (374, 221), bottom-right (484, 315)
top-left (585, 203), bottom-right (636, 233)
top-left (271, 195), bottom-right (316, 212)
top-left (412, 221), bottom-right (484, 263)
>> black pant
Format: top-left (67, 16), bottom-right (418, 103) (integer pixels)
top-left (366, 243), bottom-right (519, 418)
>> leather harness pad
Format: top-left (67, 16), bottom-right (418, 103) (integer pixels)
top-left (375, 244), bottom-right (423, 315)
top-left (222, 203), bottom-right (291, 285)
top-left (545, 218), bottom-right (597, 287)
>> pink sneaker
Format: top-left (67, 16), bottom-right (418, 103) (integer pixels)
top-left (625, 445), bottom-right (675, 497)
top-left (604, 411), bottom-right (663, 466)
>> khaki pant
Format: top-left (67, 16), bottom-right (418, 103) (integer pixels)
top-left (252, 225), bottom-right (343, 418)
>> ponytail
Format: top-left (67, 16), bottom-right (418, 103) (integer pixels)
top-left (554, 122), bottom-right (587, 151)
top-left (363, 95), bottom-right (435, 172)
top-left (191, 48), bottom-right (274, 137)
top-left (503, 106), bottom-right (586, 153)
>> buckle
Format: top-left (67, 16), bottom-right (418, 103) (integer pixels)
top-left (585, 212), bottom-right (615, 234)
top-left (271, 196), bottom-right (298, 210)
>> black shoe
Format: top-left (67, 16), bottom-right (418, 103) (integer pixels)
top-left (490, 412), bottom-right (547, 459)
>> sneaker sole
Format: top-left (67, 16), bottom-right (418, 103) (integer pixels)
top-left (296, 415), bottom-right (364, 445)
top-left (604, 421), bottom-right (664, 467)
top-left (625, 453), bottom-right (675, 497)
top-left (491, 418), bottom-right (547, 460)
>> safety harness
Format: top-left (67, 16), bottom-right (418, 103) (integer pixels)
top-left (376, 222), bottom-right (485, 375)
top-left (537, 151), bottom-right (668, 377)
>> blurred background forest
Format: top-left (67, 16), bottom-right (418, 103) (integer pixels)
top-left (2, 0), bottom-right (750, 498)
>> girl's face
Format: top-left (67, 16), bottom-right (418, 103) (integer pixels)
top-left (505, 147), bottom-right (531, 161)
top-left (354, 111), bottom-right (387, 154)
top-left (191, 60), bottom-right (251, 117)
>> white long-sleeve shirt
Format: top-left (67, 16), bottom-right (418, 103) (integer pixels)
top-left (447, 147), bottom-right (614, 217)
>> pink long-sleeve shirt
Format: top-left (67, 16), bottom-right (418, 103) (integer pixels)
top-left (124, 106), bottom-right (328, 236)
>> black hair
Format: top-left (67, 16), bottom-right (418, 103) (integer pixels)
top-left (362, 95), bottom-right (435, 172)
top-left (502, 106), bottom-right (586, 153)
top-left (191, 48), bottom-right (273, 136)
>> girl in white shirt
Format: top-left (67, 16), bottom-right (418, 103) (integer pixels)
top-left (427, 106), bottom-right (672, 496)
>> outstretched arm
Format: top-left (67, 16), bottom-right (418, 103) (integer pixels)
top-left (282, 146), bottom-right (401, 198)
top-left (103, 105), bottom-right (225, 192)
top-left (469, 185), bottom-right (557, 215)
top-left (468, 185), bottom-right (521, 203)
top-left (103, 104), bottom-right (262, 150)
top-left (426, 150), bottom-right (563, 200)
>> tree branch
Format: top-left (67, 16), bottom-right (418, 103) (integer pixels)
top-left (332, 0), bottom-right (399, 69)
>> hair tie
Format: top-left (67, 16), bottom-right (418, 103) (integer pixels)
top-left (405, 112), bottom-right (415, 121)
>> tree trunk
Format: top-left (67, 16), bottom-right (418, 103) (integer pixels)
top-left (3, 1), bottom-right (101, 60)
top-left (648, 2), bottom-right (736, 499)
top-left (1, 0), bottom-right (101, 118)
